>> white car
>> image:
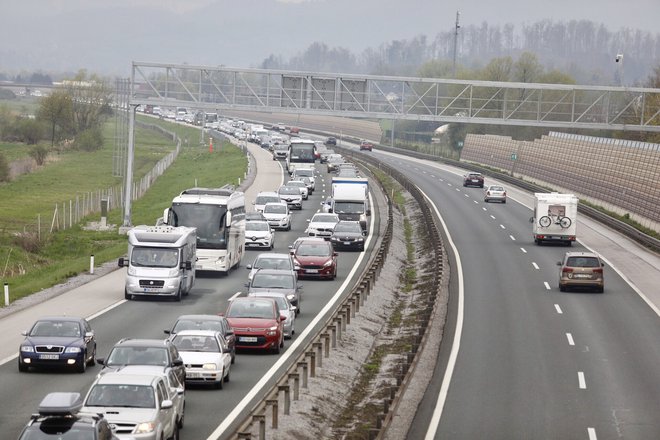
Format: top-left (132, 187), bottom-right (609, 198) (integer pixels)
top-left (82, 370), bottom-right (181, 439)
top-left (292, 167), bottom-right (316, 191)
top-left (287, 180), bottom-right (309, 199)
top-left (278, 186), bottom-right (303, 210)
top-left (170, 330), bottom-right (232, 389)
top-left (244, 220), bottom-right (274, 249)
top-left (484, 185), bottom-right (507, 203)
top-left (254, 191), bottom-right (281, 212)
top-left (263, 202), bottom-right (291, 230)
top-left (305, 212), bottom-right (340, 239)
top-left (248, 292), bottom-right (296, 338)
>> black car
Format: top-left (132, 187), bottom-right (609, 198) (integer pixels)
top-left (165, 314), bottom-right (236, 363)
top-left (330, 221), bottom-right (367, 251)
top-left (97, 338), bottom-right (185, 384)
top-left (19, 316), bottom-right (96, 373)
top-left (325, 137), bottom-right (337, 145)
top-left (18, 392), bottom-right (118, 440)
top-left (463, 172), bottom-right (485, 188)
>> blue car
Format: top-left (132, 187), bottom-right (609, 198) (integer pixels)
top-left (19, 316), bottom-right (96, 373)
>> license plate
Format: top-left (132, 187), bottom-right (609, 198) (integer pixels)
top-left (186, 372), bottom-right (201, 378)
top-left (239, 336), bottom-right (258, 342)
top-left (306, 269), bottom-right (319, 273)
top-left (39, 354), bottom-right (59, 360)
top-left (143, 288), bottom-right (159, 292)
top-left (472, 179), bottom-right (478, 182)
top-left (344, 241), bottom-right (352, 245)
top-left (573, 274), bottom-right (590, 279)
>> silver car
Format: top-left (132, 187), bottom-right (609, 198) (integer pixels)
top-left (484, 185), bottom-right (507, 203)
top-left (246, 253), bottom-right (297, 282)
top-left (246, 268), bottom-right (302, 312)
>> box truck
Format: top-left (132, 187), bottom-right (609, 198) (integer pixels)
top-left (531, 193), bottom-right (578, 246)
top-left (330, 177), bottom-right (370, 230)
top-left (119, 225), bottom-right (197, 301)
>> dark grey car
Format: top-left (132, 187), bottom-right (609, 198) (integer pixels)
top-left (245, 268), bottom-right (302, 312)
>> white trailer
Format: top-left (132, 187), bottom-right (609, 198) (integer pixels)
top-left (119, 225), bottom-right (197, 301)
top-left (531, 193), bottom-right (578, 246)
top-left (330, 177), bottom-right (370, 230)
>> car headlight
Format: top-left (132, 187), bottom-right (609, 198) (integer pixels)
top-left (134, 422), bottom-right (156, 434)
top-left (356, 237), bottom-right (364, 241)
top-left (286, 294), bottom-right (295, 301)
top-left (203, 363), bottom-right (217, 370)
top-left (65, 347), bottom-right (82, 353)
top-left (20, 345), bottom-right (34, 353)
top-left (127, 266), bottom-right (137, 276)
top-left (323, 259), bottom-right (334, 267)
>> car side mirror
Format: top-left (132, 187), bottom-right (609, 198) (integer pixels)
top-left (362, 231), bottom-right (367, 236)
top-left (556, 261), bottom-right (562, 266)
top-left (172, 359), bottom-right (183, 367)
top-left (246, 264), bottom-right (252, 270)
top-left (164, 329), bottom-right (171, 335)
top-left (21, 330), bottom-right (28, 336)
top-left (333, 251), bottom-right (338, 256)
top-left (96, 358), bottom-right (105, 365)
top-left (280, 315), bottom-right (287, 322)
top-left (118, 257), bottom-right (127, 267)
top-left (244, 282), bottom-right (250, 288)
top-left (176, 387), bottom-right (185, 395)
top-left (225, 330), bottom-right (234, 337)
top-left (161, 400), bottom-right (173, 410)
top-left (182, 261), bottom-right (192, 270)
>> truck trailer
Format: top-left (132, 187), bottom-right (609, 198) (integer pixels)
top-left (330, 177), bottom-right (370, 230)
top-left (531, 193), bottom-right (578, 246)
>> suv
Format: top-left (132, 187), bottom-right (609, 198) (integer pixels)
top-left (97, 338), bottom-right (185, 385)
top-left (557, 252), bottom-right (605, 292)
top-left (82, 370), bottom-right (180, 440)
top-left (18, 392), bottom-right (118, 440)
top-left (463, 172), bottom-right (484, 188)
top-left (325, 137), bottom-right (337, 145)
top-left (359, 140), bottom-right (374, 151)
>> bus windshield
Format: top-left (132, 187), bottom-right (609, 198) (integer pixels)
top-left (289, 144), bottom-right (316, 163)
top-left (170, 203), bottom-right (228, 249)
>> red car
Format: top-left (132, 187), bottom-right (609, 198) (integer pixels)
top-left (291, 239), bottom-right (338, 280)
top-left (359, 140), bottom-right (373, 151)
top-left (224, 297), bottom-right (285, 354)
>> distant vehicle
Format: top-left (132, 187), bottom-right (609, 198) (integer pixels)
top-left (287, 180), bottom-right (309, 199)
top-left (118, 225), bottom-right (197, 301)
top-left (262, 202), bottom-right (291, 231)
top-left (531, 193), bottom-right (578, 246)
top-left (244, 220), bottom-right (274, 250)
top-left (170, 330), bottom-right (232, 388)
top-left (278, 185), bottom-right (303, 210)
top-left (326, 155), bottom-right (344, 173)
top-left (330, 176), bottom-right (370, 230)
top-left (248, 292), bottom-right (296, 338)
top-left (246, 211), bottom-right (267, 222)
top-left (286, 139), bottom-right (317, 175)
top-left (305, 212), bottom-right (340, 239)
top-left (272, 143), bottom-right (289, 160)
top-left (291, 239), bottom-right (338, 280)
top-left (325, 137), bottom-right (337, 145)
top-left (162, 187), bottom-right (245, 274)
top-left (19, 316), bottom-right (96, 373)
top-left (483, 185), bottom-right (507, 203)
top-left (359, 140), bottom-right (374, 151)
top-left (165, 315), bottom-right (237, 365)
top-left (292, 166), bottom-right (316, 191)
top-left (463, 172), bottom-right (484, 188)
top-left (557, 251), bottom-right (605, 292)
top-left (246, 253), bottom-right (297, 282)
top-left (330, 220), bottom-right (367, 251)
top-left (224, 297), bottom-right (285, 354)
top-left (18, 392), bottom-right (119, 440)
top-left (245, 268), bottom-right (301, 310)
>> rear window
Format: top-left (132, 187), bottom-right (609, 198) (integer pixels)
top-left (566, 257), bottom-right (600, 267)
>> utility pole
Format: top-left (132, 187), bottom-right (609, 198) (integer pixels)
top-left (452, 11), bottom-right (461, 78)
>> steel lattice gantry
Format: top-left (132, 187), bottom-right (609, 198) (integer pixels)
top-left (130, 61), bottom-right (660, 132)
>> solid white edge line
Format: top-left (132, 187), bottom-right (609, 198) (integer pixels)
top-left (578, 371), bottom-right (586, 389)
top-left (544, 282), bottom-right (551, 290)
top-left (566, 333), bottom-right (575, 346)
top-left (532, 262), bottom-right (540, 270)
top-left (419, 186), bottom-right (465, 440)
top-left (1, 299), bottom-right (129, 367)
top-left (206, 193), bottom-right (377, 440)
top-left (588, 427), bottom-right (598, 440)
top-left (555, 304), bottom-right (563, 314)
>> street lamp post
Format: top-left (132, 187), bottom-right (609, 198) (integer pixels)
top-left (615, 53), bottom-right (624, 86)
top-left (452, 11), bottom-right (461, 78)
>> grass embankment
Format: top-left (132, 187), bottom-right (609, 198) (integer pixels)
top-left (0, 117), bottom-right (246, 303)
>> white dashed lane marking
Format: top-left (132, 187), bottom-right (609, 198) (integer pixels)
top-left (532, 262), bottom-right (539, 270)
top-left (544, 282), bottom-right (551, 290)
top-left (509, 235), bottom-right (516, 241)
top-left (588, 427), bottom-right (598, 440)
top-left (566, 333), bottom-right (575, 346)
top-left (578, 372), bottom-right (587, 389)
top-left (555, 304), bottom-right (563, 314)
top-left (521, 248), bottom-right (527, 253)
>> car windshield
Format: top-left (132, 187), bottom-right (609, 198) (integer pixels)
top-left (254, 295), bottom-right (288, 311)
top-left (30, 321), bottom-right (81, 338)
top-left (131, 247), bottom-right (179, 268)
top-left (255, 257), bottom-right (291, 270)
top-left (106, 347), bottom-right (169, 367)
top-left (172, 335), bottom-right (219, 352)
top-left (85, 384), bottom-right (155, 408)
top-left (264, 204), bottom-right (287, 214)
top-left (172, 319), bottom-right (224, 333)
top-left (279, 187), bottom-right (299, 195)
top-left (312, 215), bottom-right (338, 223)
top-left (288, 182), bottom-right (306, 188)
top-left (489, 186), bottom-right (504, 191)
top-left (334, 223), bottom-right (362, 233)
top-left (296, 169), bottom-right (313, 177)
top-left (246, 222), bottom-right (270, 232)
top-left (566, 257), bottom-right (601, 267)
top-left (226, 301), bottom-right (275, 319)
top-left (296, 243), bottom-right (331, 256)
top-left (252, 273), bottom-right (294, 289)
top-left (256, 196), bottom-right (280, 205)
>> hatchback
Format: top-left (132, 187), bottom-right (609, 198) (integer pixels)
top-left (484, 185), bottom-right (507, 203)
top-left (557, 252), bottom-right (605, 292)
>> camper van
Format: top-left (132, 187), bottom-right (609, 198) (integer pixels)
top-left (119, 225), bottom-right (197, 301)
top-left (531, 193), bottom-right (578, 246)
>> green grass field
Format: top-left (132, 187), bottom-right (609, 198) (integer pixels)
top-left (0, 116), bottom-right (246, 303)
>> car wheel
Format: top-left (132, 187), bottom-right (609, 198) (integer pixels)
top-left (502, 200), bottom-right (506, 204)
top-left (170, 423), bottom-right (180, 440)
top-left (231, 348), bottom-right (236, 364)
top-left (18, 359), bottom-right (28, 372)
top-left (87, 345), bottom-right (96, 366)
top-left (224, 368), bottom-right (230, 382)
top-left (177, 404), bottom-right (185, 429)
top-left (597, 286), bottom-right (604, 293)
top-left (559, 284), bottom-right (566, 292)
top-left (77, 353), bottom-right (87, 373)
top-left (280, 335), bottom-right (284, 348)
top-left (272, 343), bottom-right (280, 355)
top-left (124, 289), bottom-right (132, 300)
top-left (287, 223), bottom-right (291, 231)
top-left (215, 374), bottom-right (224, 389)
top-left (173, 287), bottom-right (182, 302)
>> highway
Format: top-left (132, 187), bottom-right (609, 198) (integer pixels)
top-left (0, 139), bottom-right (384, 439)
top-left (348, 148), bottom-right (660, 440)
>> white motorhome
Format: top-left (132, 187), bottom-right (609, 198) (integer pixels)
top-left (531, 193), bottom-right (578, 246)
top-left (329, 177), bottom-right (370, 230)
top-left (119, 225), bottom-right (197, 301)
top-left (162, 187), bottom-right (245, 274)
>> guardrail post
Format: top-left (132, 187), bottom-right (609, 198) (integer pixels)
top-left (344, 305), bottom-right (351, 325)
top-left (297, 361), bottom-right (308, 388)
top-left (289, 373), bottom-right (300, 400)
top-left (237, 432), bottom-right (251, 440)
top-left (321, 333), bottom-right (330, 358)
top-left (349, 299), bottom-right (356, 318)
top-left (266, 399), bottom-right (278, 429)
top-left (313, 342), bottom-right (323, 368)
top-left (333, 317), bottom-right (343, 341)
top-left (307, 351), bottom-right (316, 377)
top-left (253, 414), bottom-right (266, 440)
top-left (354, 293), bottom-right (361, 312)
top-left (331, 325), bottom-right (337, 348)
top-left (278, 385), bottom-right (290, 416)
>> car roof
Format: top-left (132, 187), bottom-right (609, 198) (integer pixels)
top-left (93, 372), bottom-right (161, 386)
top-left (230, 296), bottom-right (276, 305)
top-left (564, 251), bottom-right (599, 258)
top-left (175, 314), bottom-right (225, 321)
top-left (311, 213), bottom-right (339, 220)
top-left (170, 329), bottom-right (220, 337)
top-left (264, 202), bottom-right (287, 207)
top-left (113, 365), bottom-right (171, 377)
top-left (256, 191), bottom-right (279, 197)
top-left (255, 252), bottom-right (291, 260)
top-left (253, 268), bottom-right (296, 276)
top-left (34, 316), bottom-right (84, 323)
top-left (113, 338), bottom-right (170, 348)
top-left (246, 220), bottom-right (270, 225)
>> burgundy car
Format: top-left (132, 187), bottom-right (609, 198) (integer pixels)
top-left (224, 297), bottom-right (285, 354)
top-left (291, 239), bottom-right (338, 280)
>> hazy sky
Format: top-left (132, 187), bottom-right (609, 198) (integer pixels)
top-left (1, 0), bottom-right (658, 75)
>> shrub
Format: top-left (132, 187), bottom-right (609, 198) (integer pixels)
top-left (12, 117), bottom-right (45, 145)
top-left (0, 152), bottom-right (9, 182)
top-left (29, 145), bottom-right (49, 166)
top-left (13, 231), bottom-right (44, 253)
top-left (73, 127), bottom-right (103, 151)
